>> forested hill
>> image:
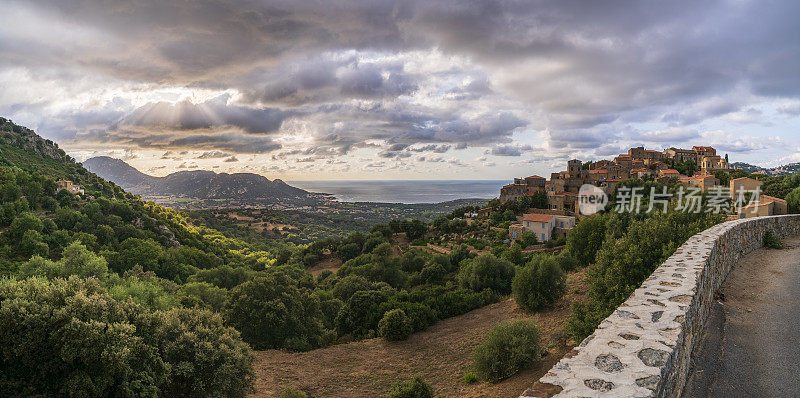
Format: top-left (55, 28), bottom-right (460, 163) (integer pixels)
top-left (83, 155), bottom-right (309, 199)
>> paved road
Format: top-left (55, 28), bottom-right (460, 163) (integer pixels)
top-left (683, 236), bottom-right (800, 398)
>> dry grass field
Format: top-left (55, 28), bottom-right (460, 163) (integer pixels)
top-left (250, 269), bottom-right (588, 397)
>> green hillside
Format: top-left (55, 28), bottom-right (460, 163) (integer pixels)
top-left (0, 118), bottom-right (507, 396)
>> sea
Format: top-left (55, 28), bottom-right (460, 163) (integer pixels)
top-left (288, 180), bottom-right (509, 204)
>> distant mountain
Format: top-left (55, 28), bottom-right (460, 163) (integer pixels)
top-left (83, 156), bottom-right (308, 199)
top-left (731, 161), bottom-right (800, 176)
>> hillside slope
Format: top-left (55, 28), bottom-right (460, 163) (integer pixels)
top-left (83, 156), bottom-right (308, 199)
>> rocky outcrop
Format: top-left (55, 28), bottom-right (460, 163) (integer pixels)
top-left (521, 215), bottom-right (800, 398)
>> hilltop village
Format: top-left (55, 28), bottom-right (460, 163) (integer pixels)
top-left (496, 145), bottom-right (787, 243)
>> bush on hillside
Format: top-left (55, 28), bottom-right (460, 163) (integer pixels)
top-left (518, 230), bottom-right (539, 248)
top-left (332, 274), bottom-right (374, 300)
top-left (378, 309), bottom-right (414, 341)
top-left (225, 273), bottom-right (324, 351)
top-left (472, 320), bottom-right (542, 382)
top-left (512, 255), bottom-right (566, 312)
top-left (565, 215), bottom-right (607, 266)
top-left (786, 186), bottom-right (800, 213)
top-left (457, 254), bottom-right (515, 295)
top-left (0, 277), bottom-right (253, 397)
top-left (567, 211), bottom-right (722, 341)
top-left (462, 372), bottom-right (478, 384)
top-left (764, 229), bottom-right (783, 249)
top-left (385, 376), bottom-right (434, 398)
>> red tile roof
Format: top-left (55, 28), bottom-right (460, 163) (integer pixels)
top-left (523, 214), bottom-right (554, 222)
top-left (661, 169), bottom-right (680, 174)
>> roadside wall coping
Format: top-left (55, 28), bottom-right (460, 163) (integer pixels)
top-left (521, 214), bottom-right (800, 398)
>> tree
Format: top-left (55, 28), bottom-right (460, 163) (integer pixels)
top-left (500, 245), bottom-right (525, 266)
top-left (335, 288), bottom-right (395, 339)
top-left (337, 242), bottom-right (361, 262)
top-left (190, 265), bottom-right (254, 289)
top-left (565, 215), bottom-right (607, 266)
top-left (332, 274), bottom-right (374, 301)
top-left (512, 255), bottom-right (566, 312)
top-left (19, 229), bottom-right (48, 257)
top-left (449, 244), bottom-right (474, 268)
top-left (473, 320), bottom-right (542, 382)
top-left (112, 237), bottom-right (164, 273)
top-left (19, 241), bottom-right (108, 279)
top-left (225, 273), bottom-right (324, 351)
top-left (0, 277), bottom-right (166, 397)
top-left (7, 212), bottom-right (43, 241)
top-left (457, 254), bottom-right (515, 295)
top-left (152, 308), bottom-right (253, 397)
top-left (378, 309), bottom-right (414, 341)
top-left (0, 277), bottom-right (256, 397)
top-left (787, 186), bottom-right (800, 213)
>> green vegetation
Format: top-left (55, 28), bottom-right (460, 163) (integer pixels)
top-left (457, 254), bottom-right (516, 295)
top-left (462, 371), bottom-right (478, 384)
top-left (764, 230), bottom-right (783, 249)
top-left (472, 319), bottom-right (542, 382)
top-left (379, 308), bottom-right (414, 341)
top-left (385, 376), bottom-right (435, 398)
top-left (512, 255), bottom-right (567, 312)
top-left (566, 201), bottom-right (723, 341)
top-left (0, 276), bottom-right (252, 397)
top-left (7, 117), bottom-right (800, 395)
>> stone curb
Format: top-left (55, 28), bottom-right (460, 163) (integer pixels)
top-left (520, 215), bottom-right (800, 398)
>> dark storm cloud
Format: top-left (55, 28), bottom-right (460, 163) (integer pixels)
top-left (2, 0), bottom-right (800, 158)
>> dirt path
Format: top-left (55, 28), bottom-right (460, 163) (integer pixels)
top-left (684, 236), bottom-right (800, 397)
top-left (251, 270), bottom-right (587, 397)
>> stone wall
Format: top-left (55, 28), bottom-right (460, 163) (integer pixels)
top-left (521, 215), bottom-right (800, 398)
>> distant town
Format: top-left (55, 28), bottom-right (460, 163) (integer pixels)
top-left (498, 145), bottom-right (787, 243)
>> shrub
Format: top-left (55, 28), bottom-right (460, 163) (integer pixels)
top-left (332, 274), bottom-right (373, 301)
top-left (518, 230), bottom-right (538, 248)
top-left (19, 241), bottom-right (108, 279)
top-left (378, 309), bottom-right (414, 341)
top-left (764, 229), bottom-right (783, 249)
top-left (336, 288), bottom-right (395, 339)
top-left (280, 387), bottom-right (307, 398)
top-left (787, 186), bottom-right (800, 213)
top-left (462, 372), bottom-right (478, 384)
top-left (512, 255), bottom-right (566, 312)
top-left (418, 262), bottom-right (446, 284)
top-left (457, 254), bottom-right (515, 295)
top-left (473, 320), bottom-right (542, 382)
top-left (565, 215), bottom-right (607, 266)
top-left (152, 308), bottom-right (254, 397)
top-left (450, 244), bottom-right (474, 267)
top-left (555, 251), bottom-right (581, 272)
top-left (385, 376), bottom-right (434, 398)
top-left (501, 244), bottom-right (526, 266)
top-left (337, 242), bottom-right (362, 262)
top-left (567, 210), bottom-right (722, 341)
top-left (225, 273), bottom-right (323, 351)
top-left (0, 277), bottom-right (253, 397)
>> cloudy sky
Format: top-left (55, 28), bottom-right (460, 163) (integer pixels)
top-left (1, 0), bottom-right (799, 180)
